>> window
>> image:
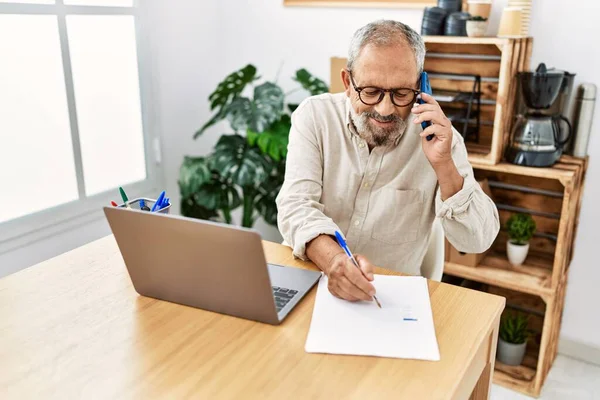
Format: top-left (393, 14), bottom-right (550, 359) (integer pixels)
top-left (0, 1), bottom-right (160, 247)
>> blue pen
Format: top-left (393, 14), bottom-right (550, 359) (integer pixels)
top-left (151, 191), bottom-right (166, 212)
top-left (139, 199), bottom-right (150, 211)
top-left (334, 231), bottom-right (382, 308)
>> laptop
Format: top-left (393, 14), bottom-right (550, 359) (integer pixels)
top-left (103, 207), bottom-right (321, 325)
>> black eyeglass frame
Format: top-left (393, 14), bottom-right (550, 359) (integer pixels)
top-left (347, 70), bottom-right (421, 108)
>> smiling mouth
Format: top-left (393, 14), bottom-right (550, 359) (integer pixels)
top-left (370, 117), bottom-right (395, 126)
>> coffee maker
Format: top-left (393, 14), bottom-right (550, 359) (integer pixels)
top-left (505, 63), bottom-right (575, 167)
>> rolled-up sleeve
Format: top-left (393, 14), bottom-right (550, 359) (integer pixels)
top-left (435, 129), bottom-right (500, 253)
top-left (275, 100), bottom-right (340, 260)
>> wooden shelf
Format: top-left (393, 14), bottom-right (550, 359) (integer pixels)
top-left (494, 363), bottom-right (537, 398)
top-left (469, 159), bottom-right (577, 185)
top-left (466, 143), bottom-right (490, 156)
top-left (496, 361), bottom-right (536, 382)
top-left (444, 253), bottom-right (554, 300)
top-left (425, 37), bottom-right (532, 164)
top-left (454, 157), bottom-right (587, 398)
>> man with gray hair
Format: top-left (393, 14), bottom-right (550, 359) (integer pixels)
top-left (276, 20), bottom-right (499, 303)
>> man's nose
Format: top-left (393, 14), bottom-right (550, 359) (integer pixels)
top-left (374, 93), bottom-right (396, 117)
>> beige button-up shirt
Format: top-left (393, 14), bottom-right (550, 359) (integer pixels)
top-left (276, 92), bottom-right (499, 275)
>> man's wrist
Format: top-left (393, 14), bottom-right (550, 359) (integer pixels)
top-left (432, 158), bottom-right (456, 181)
top-left (434, 159), bottom-right (464, 200)
top-left (325, 251), bottom-right (346, 274)
top-left (306, 234), bottom-right (346, 275)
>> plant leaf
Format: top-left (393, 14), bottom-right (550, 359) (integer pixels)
top-left (194, 108), bottom-right (226, 139)
top-left (255, 187), bottom-right (280, 226)
top-left (178, 156), bottom-right (211, 198)
top-left (225, 97), bottom-right (253, 132)
top-left (247, 129), bottom-right (259, 146)
top-left (209, 134), bottom-right (271, 187)
top-left (255, 163), bottom-right (285, 226)
top-left (195, 65), bottom-right (258, 138)
top-left (208, 64), bottom-right (258, 111)
top-left (506, 213), bottom-right (537, 243)
top-left (293, 68), bottom-right (329, 96)
top-left (194, 178), bottom-right (242, 211)
top-left (247, 114), bottom-right (291, 162)
top-left (500, 312), bottom-right (529, 344)
top-left (225, 82), bottom-right (284, 133)
top-left (257, 134), bottom-right (270, 155)
top-left (181, 195), bottom-right (220, 221)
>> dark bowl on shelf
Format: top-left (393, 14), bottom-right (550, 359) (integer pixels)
top-left (423, 7), bottom-right (448, 21)
top-left (444, 11), bottom-right (471, 36)
top-left (421, 7), bottom-right (448, 35)
top-left (438, 0), bottom-right (462, 13)
top-left (447, 11), bottom-right (471, 21)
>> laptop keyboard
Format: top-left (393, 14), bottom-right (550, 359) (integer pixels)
top-left (272, 286), bottom-right (298, 312)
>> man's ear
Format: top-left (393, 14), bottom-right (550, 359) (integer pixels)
top-left (341, 68), bottom-right (351, 96)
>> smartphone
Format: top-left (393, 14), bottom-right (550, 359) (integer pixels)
top-left (418, 71), bottom-right (434, 141)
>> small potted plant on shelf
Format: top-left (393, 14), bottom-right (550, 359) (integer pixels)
top-left (505, 213), bottom-right (536, 266)
top-left (497, 312), bottom-right (530, 366)
top-left (466, 16), bottom-right (488, 37)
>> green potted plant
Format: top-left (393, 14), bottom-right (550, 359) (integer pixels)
top-left (505, 213), bottom-right (536, 266)
top-left (466, 16), bottom-right (488, 37)
top-left (179, 64), bottom-right (328, 227)
top-left (497, 311), bottom-right (530, 366)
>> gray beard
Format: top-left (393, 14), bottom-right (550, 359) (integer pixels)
top-left (350, 108), bottom-right (407, 148)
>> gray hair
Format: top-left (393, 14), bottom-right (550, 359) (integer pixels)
top-left (347, 20), bottom-right (426, 75)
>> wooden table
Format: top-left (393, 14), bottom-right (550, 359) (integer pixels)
top-left (0, 236), bottom-right (505, 399)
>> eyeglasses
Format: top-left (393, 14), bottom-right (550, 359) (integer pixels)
top-left (348, 70), bottom-right (420, 108)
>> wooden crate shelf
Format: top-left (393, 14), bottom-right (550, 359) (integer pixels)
top-left (496, 361), bottom-right (536, 383)
top-left (494, 368), bottom-right (537, 397)
top-left (443, 156), bottom-right (587, 398)
top-left (443, 275), bottom-right (570, 398)
top-left (472, 158), bottom-right (583, 290)
top-left (439, 278), bottom-right (545, 396)
top-left (424, 36), bottom-right (533, 165)
top-left (445, 253), bottom-right (553, 300)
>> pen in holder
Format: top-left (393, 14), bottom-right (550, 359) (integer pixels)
top-left (116, 197), bottom-right (171, 214)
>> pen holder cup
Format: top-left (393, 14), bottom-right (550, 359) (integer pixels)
top-left (118, 197), bottom-right (171, 214)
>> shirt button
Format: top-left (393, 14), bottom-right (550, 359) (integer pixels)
top-left (354, 220), bottom-right (360, 226)
top-left (364, 182), bottom-right (370, 188)
top-left (359, 142), bottom-right (365, 148)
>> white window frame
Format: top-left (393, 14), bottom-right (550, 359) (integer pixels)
top-left (0, 0), bottom-right (163, 255)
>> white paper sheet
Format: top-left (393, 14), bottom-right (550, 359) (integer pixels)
top-left (305, 275), bottom-right (440, 361)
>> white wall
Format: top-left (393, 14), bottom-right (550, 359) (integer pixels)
top-left (528, 0), bottom-right (600, 351)
top-left (142, 0), bottom-right (221, 208)
top-left (217, 1), bottom-right (422, 96)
